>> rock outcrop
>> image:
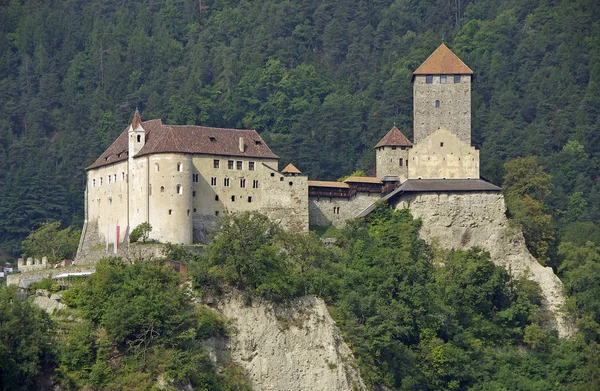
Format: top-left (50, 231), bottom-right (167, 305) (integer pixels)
top-left (206, 294), bottom-right (366, 391)
top-left (395, 191), bottom-right (575, 338)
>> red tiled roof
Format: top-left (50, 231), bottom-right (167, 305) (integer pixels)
top-left (131, 108), bottom-right (142, 129)
top-left (282, 163), bottom-right (302, 174)
top-left (88, 118), bottom-right (278, 170)
top-left (374, 127), bottom-right (413, 148)
top-left (413, 44), bottom-right (473, 76)
top-left (343, 176), bottom-right (382, 184)
top-left (308, 180), bottom-right (350, 189)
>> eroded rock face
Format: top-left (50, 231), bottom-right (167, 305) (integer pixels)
top-left (394, 191), bottom-right (575, 338)
top-left (213, 294), bottom-right (366, 391)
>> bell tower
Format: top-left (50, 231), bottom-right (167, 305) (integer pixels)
top-left (128, 108), bottom-right (145, 160)
top-left (412, 44), bottom-right (473, 145)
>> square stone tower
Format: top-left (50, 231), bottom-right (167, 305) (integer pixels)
top-left (412, 44), bottom-right (473, 145)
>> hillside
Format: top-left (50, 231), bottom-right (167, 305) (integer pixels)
top-left (1, 0), bottom-right (600, 258)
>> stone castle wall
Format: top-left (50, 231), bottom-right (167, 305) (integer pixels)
top-left (261, 171), bottom-right (309, 232)
top-left (376, 146), bottom-right (410, 180)
top-left (393, 191), bottom-right (574, 338)
top-left (309, 193), bottom-right (380, 227)
top-left (413, 74), bottom-right (471, 144)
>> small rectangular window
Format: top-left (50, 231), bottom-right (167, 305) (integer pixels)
top-left (169, 209), bottom-right (172, 215)
top-left (440, 142), bottom-right (444, 147)
top-left (108, 175), bottom-right (112, 184)
top-left (236, 161), bottom-right (242, 170)
top-left (122, 172), bottom-right (125, 180)
top-left (289, 181), bottom-right (293, 186)
top-left (271, 172), bottom-right (275, 177)
top-left (440, 75), bottom-right (447, 84)
top-left (193, 173), bottom-right (199, 183)
top-left (92, 179), bottom-right (96, 187)
top-left (215, 211), bottom-right (219, 216)
top-left (211, 177), bottom-right (217, 186)
top-left (100, 178), bottom-right (103, 186)
top-left (114, 174), bottom-right (117, 182)
top-left (248, 196), bottom-right (252, 203)
top-left (454, 75), bottom-right (461, 84)
top-left (193, 191), bottom-right (196, 197)
top-left (280, 177), bottom-right (284, 181)
top-left (228, 160), bottom-right (234, 169)
top-left (215, 195), bottom-right (219, 201)
top-left (240, 178), bottom-right (246, 188)
top-left (399, 158), bottom-right (403, 167)
top-left (392, 146), bottom-right (396, 150)
top-left (249, 162), bottom-right (255, 171)
top-left (214, 159), bottom-right (220, 168)
top-left (426, 75), bottom-right (433, 84)
top-left (223, 177), bottom-right (230, 187)
top-left (253, 179), bottom-right (259, 188)
top-left (231, 195), bottom-right (235, 202)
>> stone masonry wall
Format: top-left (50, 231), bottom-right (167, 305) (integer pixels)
top-left (309, 193), bottom-right (381, 227)
top-left (394, 192), bottom-right (574, 337)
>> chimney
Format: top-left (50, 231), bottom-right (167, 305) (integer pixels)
top-left (239, 136), bottom-right (244, 152)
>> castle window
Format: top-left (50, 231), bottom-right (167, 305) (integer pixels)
top-left (211, 177), bottom-right (217, 186)
top-left (426, 75), bottom-right (433, 84)
top-left (169, 209), bottom-right (172, 215)
top-left (114, 174), bottom-right (117, 182)
top-left (155, 163), bottom-right (159, 172)
top-left (224, 177), bottom-right (230, 187)
top-left (399, 158), bottom-right (403, 167)
top-left (193, 173), bottom-right (199, 183)
top-left (392, 146), bottom-right (397, 150)
top-left (215, 195), bottom-right (219, 201)
top-left (177, 185), bottom-right (183, 195)
top-left (440, 142), bottom-right (444, 147)
top-left (92, 179), bottom-right (96, 187)
top-left (194, 208), bottom-right (197, 212)
top-left (137, 135), bottom-right (141, 142)
top-left (248, 196), bottom-right (252, 203)
top-left (228, 160), bottom-right (234, 169)
top-left (435, 100), bottom-right (440, 108)
top-left (209, 136), bottom-right (216, 142)
top-left (214, 159), bottom-right (220, 168)
top-left (187, 210), bottom-right (190, 216)
top-left (249, 162), bottom-right (255, 170)
top-left (255, 140), bottom-right (262, 146)
top-left (334, 207), bottom-right (340, 214)
top-left (160, 186), bottom-right (165, 193)
top-left (236, 161), bottom-right (242, 170)
top-left (99, 178), bottom-right (103, 186)
top-left (122, 172), bottom-right (125, 181)
top-left (177, 163), bottom-right (182, 172)
top-left (253, 179), bottom-right (259, 188)
top-left (240, 178), bottom-right (246, 188)
top-left (215, 211), bottom-right (219, 216)
top-left (193, 191), bottom-right (196, 197)
top-left (231, 195), bottom-right (235, 202)
top-left (289, 181), bottom-right (293, 186)
top-left (454, 75), bottom-right (461, 83)
top-left (440, 75), bottom-right (447, 84)
top-left (271, 173), bottom-right (275, 177)
top-left (108, 175), bottom-right (111, 184)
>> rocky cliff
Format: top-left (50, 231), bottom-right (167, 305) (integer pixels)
top-left (394, 191), bottom-right (575, 338)
top-left (204, 294), bottom-right (366, 391)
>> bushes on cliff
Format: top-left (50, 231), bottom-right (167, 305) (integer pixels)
top-left (21, 221), bottom-right (80, 263)
top-left (129, 222), bottom-right (152, 243)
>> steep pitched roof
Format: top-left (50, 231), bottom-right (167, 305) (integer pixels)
top-left (88, 118), bottom-right (278, 170)
top-left (374, 126), bottom-right (413, 148)
top-left (282, 163), bottom-right (302, 174)
top-left (413, 44), bottom-right (473, 77)
top-left (131, 108), bottom-right (142, 130)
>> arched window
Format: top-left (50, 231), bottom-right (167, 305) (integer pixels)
top-left (160, 186), bottom-right (165, 193)
top-left (155, 163), bottom-right (159, 172)
top-left (435, 100), bottom-right (440, 108)
top-left (177, 163), bottom-right (182, 172)
top-left (177, 185), bottom-right (183, 195)
top-left (137, 134), bottom-right (141, 142)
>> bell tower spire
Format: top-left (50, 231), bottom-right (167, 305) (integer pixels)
top-left (128, 108), bottom-right (145, 159)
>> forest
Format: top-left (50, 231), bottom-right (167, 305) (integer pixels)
top-left (1, 0), bottom-right (600, 389)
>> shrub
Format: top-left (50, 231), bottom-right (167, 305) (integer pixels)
top-left (129, 222), bottom-right (152, 243)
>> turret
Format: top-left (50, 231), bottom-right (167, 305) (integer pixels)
top-left (375, 126), bottom-right (412, 182)
top-left (128, 109), bottom-right (145, 160)
top-left (412, 44), bottom-right (473, 145)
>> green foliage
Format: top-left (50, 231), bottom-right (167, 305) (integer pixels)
top-left (21, 221), bottom-right (80, 263)
top-left (503, 157), bottom-right (554, 263)
top-left (0, 286), bottom-right (54, 391)
top-left (129, 222), bottom-right (152, 243)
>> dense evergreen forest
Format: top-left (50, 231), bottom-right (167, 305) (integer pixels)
top-left (1, 0), bottom-right (600, 258)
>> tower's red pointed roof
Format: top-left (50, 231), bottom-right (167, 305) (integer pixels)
top-left (131, 108), bottom-right (142, 130)
top-left (413, 44), bottom-right (473, 76)
top-left (374, 127), bottom-right (413, 148)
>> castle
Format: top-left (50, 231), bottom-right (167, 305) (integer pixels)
top-left (83, 44), bottom-right (500, 247)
